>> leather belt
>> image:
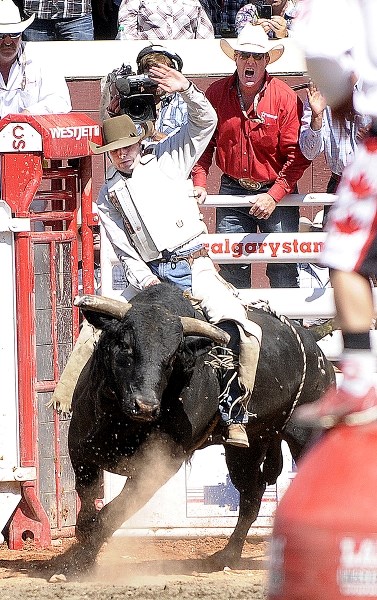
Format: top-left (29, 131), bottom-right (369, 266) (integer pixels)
top-left (224, 174), bottom-right (273, 191)
top-left (160, 247), bottom-right (209, 267)
top-left (186, 247), bottom-right (209, 266)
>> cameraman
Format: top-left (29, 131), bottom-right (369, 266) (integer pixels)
top-left (100, 45), bottom-right (187, 143)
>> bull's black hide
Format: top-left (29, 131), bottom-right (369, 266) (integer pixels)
top-left (68, 283), bottom-right (334, 570)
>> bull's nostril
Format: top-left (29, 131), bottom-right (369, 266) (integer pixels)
top-left (135, 398), bottom-right (159, 415)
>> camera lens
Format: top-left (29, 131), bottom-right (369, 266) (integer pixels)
top-left (120, 94), bottom-right (157, 124)
top-left (127, 97), bottom-right (149, 120)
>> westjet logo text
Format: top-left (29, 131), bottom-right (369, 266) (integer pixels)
top-left (50, 125), bottom-right (100, 141)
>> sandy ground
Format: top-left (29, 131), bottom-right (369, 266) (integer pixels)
top-left (0, 536), bottom-right (269, 599)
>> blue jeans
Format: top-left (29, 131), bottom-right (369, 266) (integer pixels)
top-left (147, 246), bottom-right (201, 292)
top-left (23, 15), bottom-right (94, 41)
top-left (217, 175), bottom-right (299, 289)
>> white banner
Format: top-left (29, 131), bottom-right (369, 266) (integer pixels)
top-left (204, 232), bottom-right (326, 263)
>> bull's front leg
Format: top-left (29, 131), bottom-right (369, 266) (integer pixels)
top-left (81, 433), bottom-right (186, 558)
top-left (73, 462), bottom-right (103, 545)
top-left (75, 478), bottom-right (103, 544)
top-left (51, 462), bottom-right (103, 576)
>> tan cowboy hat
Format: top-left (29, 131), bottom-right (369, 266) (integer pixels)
top-left (220, 24), bottom-right (284, 65)
top-left (0, 0), bottom-right (35, 33)
top-left (89, 115), bottom-right (152, 155)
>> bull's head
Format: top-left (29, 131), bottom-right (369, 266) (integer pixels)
top-left (75, 294), bottom-right (229, 423)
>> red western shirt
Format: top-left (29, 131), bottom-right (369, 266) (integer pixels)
top-left (192, 73), bottom-right (311, 202)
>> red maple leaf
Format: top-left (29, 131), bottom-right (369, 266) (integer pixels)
top-left (333, 215), bottom-right (361, 234)
top-left (348, 173), bottom-right (374, 198)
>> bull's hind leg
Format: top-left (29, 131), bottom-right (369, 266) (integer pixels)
top-left (210, 440), bottom-right (270, 568)
top-left (283, 420), bottom-right (315, 462)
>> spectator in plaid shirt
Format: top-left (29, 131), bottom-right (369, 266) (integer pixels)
top-left (117, 0), bottom-right (214, 39)
top-left (235, 0), bottom-right (300, 39)
top-left (22, 0), bottom-right (94, 40)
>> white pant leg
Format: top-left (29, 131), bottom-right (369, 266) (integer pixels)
top-left (191, 256), bottom-right (262, 341)
top-left (191, 256), bottom-right (262, 393)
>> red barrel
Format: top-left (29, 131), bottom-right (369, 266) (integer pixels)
top-left (268, 423), bottom-right (377, 599)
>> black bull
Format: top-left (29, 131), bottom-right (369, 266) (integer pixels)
top-left (68, 283), bottom-right (335, 569)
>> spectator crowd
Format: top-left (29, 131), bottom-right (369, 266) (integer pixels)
top-left (4, 0), bottom-right (300, 40)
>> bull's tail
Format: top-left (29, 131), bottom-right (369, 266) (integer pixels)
top-left (309, 317), bottom-right (339, 341)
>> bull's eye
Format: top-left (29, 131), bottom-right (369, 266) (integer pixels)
top-left (120, 346), bottom-right (133, 357)
top-left (113, 342), bottom-right (133, 364)
top-left (113, 333), bottom-right (134, 364)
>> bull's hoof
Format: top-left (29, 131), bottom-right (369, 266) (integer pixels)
top-left (45, 541), bottom-right (98, 580)
top-left (209, 547), bottom-right (243, 570)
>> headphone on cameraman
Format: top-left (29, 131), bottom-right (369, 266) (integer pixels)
top-left (136, 45), bottom-right (184, 74)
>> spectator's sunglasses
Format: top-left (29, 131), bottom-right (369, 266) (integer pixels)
top-left (0, 32), bottom-right (21, 39)
top-left (235, 51), bottom-right (268, 61)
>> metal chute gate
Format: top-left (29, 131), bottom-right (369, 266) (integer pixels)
top-left (0, 113), bottom-right (101, 549)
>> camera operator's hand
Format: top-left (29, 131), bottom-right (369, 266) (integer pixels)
top-left (148, 64), bottom-right (190, 94)
top-left (107, 92), bottom-right (121, 117)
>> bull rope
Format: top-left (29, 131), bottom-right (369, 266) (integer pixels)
top-left (205, 301), bottom-right (307, 430)
top-left (248, 301), bottom-right (307, 430)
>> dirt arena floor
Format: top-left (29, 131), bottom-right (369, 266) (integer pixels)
top-left (0, 536), bottom-right (269, 599)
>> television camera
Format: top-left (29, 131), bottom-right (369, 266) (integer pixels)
top-left (107, 64), bottom-right (157, 123)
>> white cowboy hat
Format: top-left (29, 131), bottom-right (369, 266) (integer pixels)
top-left (220, 24), bottom-right (284, 65)
top-left (0, 0), bottom-right (35, 33)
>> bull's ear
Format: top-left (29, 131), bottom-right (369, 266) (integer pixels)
top-left (81, 309), bottom-right (120, 331)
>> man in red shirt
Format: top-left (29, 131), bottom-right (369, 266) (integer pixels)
top-left (192, 23), bottom-right (310, 289)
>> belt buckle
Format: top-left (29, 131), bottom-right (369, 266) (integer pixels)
top-left (238, 178), bottom-right (262, 191)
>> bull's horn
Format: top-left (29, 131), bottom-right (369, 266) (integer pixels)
top-left (180, 317), bottom-right (230, 345)
top-left (74, 295), bottom-right (132, 320)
